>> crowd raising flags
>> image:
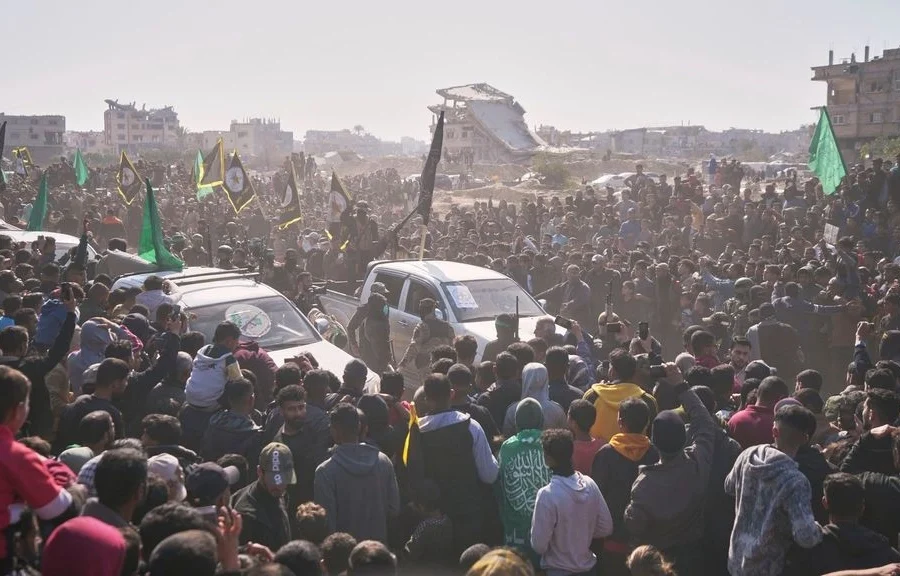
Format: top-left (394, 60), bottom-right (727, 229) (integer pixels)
top-left (26, 174), bottom-right (49, 231)
top-left (327, 171), bottom-right (351, 237)
top-left (192, 150), bottom-right (214, 199)
top-left (278, 161), bottom-right (303, 229)
top-left (417, 110), bottom-right (444, 227)
top-left (73, 149), bottom-right (89, 187)
top-left (116, 152), bottom-right (143, 204)
top-left (808, 107), bottom-right (847, 196)
top-left (139, 179), bottom-right (184, 271)
top-left (221, 150), bottom-right (256, 214)
top-left (200, 139), bottom-right (225, 188)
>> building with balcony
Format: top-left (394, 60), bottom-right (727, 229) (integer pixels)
top-left (0, 113), bottom-right (66, 164)
top-left (103, 100), bottom-right (181, 154)
top-left (428, 83), bottom-right (546, 164)
top-left (812, 45), bottom-right (900, 160)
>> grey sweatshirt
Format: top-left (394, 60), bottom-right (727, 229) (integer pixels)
top-left (725, 444), bottom-right (822, 576)
top-left (314, 442), bottom-right (400, 544)
top-left (530, 472), bottom-right (613, 576)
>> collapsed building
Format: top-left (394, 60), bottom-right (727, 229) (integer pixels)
top-left (428, 83), bottom-right (546, 164)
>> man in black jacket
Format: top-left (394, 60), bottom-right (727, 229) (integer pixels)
top-left (232, 441), bottom-right (294, 552)
top-left (104, 316), bottom-right (181, 437)
top-left (591, 396), bottom-right (659, 576)
top-left (0, 289), bottom-right (77, 437)
top-left (841, 388), bottom-right (900, 475)
top-left (788, 473), bottom-right (900, 575)
top-left (476, 352), bottom-right (521, 429)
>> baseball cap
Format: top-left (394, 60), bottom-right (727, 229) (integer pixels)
top-left (370, 282), bottom-right (388, 296)
top-left (148, 454), bottom-right (187, 502)
top-left (185, 462), bottom-right (240, 506)
top-left (259, 442), bottom-right (296, 488)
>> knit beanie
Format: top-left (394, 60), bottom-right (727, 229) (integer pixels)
top-left (515, 397), bottom-right (544, 432)
top-left (651, 410), bottom-right (686, 455)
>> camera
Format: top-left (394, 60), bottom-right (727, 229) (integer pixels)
top-left (310, 285), bottom-right (329, 295)
top-left (554, 316), bottom-right (573, 330)
top-left (606, 322), bottom-right (622, 334)
top-left (649, 365), bottom-right (667, 379)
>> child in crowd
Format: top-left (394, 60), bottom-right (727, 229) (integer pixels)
top-left (568, 399), bottom-right (604, 474)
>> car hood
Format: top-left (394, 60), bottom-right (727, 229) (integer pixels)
top-left (462, 315), bottom-right (563, 357)
top-left (265, 340), bottom-right (381, 393)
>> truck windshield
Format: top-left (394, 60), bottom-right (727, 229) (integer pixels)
top-left (441, 279), bottom-right (544, 323)
top-left (187, 296), bottom-right (320, 350)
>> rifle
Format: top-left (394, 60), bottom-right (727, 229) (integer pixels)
top-left (515, 297), bottom-right (520, 342)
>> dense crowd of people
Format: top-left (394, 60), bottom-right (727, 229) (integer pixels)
top-left (1, 151), bottom-right (900, 575)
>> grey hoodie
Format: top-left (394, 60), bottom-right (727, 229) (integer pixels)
top-left (725, 444), bottom-right (822, 576)
top-left (314, 442), bottom-right (399, 544)
top-left (502, 362), bottom-right (567, 436)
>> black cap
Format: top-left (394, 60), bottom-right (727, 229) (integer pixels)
top-left (185, 463), bottom-right (239, 506)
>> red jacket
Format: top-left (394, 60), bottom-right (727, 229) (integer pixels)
top-left (234, 342), bottom-right (277, 409)
top-left (727, 404), bottom-right (775, 449)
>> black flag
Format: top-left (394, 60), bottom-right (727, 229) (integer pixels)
top-left (0, 121), bottom-right (5, 190)
top-left (116, 152), bottom-right (143, 205)
top-left (220, 151), bottom-right (256, 214)
top-left (417, 111), bottom-right (444, 226)
top-left (278, 161), bottom-right (302, 229)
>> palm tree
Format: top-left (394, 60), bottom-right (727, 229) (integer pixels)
top-left (353, 125), bottom-right (365, 136)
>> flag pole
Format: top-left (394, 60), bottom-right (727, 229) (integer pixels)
top-left (417, 224), bottom-right (427, 261)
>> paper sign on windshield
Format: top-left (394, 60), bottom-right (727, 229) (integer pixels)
top-left (446, 285), bottom-right (478, 309)
top-left (225, 304), bottom-right (272, 338)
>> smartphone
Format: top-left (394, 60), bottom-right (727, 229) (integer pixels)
top-left (639, 321), bottom-right (649, 340)
top-left (649, 365), bottom-right (667, 379)
top-left (554, 316), bottom-right (573, 330)
top-left (606, 322), bottom-right (622, 334)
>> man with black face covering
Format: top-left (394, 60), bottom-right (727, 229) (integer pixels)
top-left (360, 292), bottom-right (392, 374)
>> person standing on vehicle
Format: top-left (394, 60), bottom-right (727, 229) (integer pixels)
top-left (398, 298), bottom-right (455, 382)
top-left (360, 292), bottom-right (393, 374)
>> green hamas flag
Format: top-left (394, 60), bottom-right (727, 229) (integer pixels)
top-left (808, 108), bottom-right (847, 196)
top-left (139, 179), bottom-right (184, 271)
top-left (194, 150), bottom-right (214, 199)
top-left (74, 149), bottom-right (89, 187)
top-left (26, 173), bottom-right (49, 231)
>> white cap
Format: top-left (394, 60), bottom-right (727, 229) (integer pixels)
top-left (148, 453), bottom-right (187, 502)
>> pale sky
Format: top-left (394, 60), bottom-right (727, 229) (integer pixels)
top-left (4, 0), bottom-right (899, 141)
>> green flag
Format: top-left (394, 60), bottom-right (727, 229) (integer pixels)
top-left (194, 150), bottom-right (214, 199)
top-left (139, 179), bottom-right (184, 271)
top-left (26, 173), bottom-right (49, 231)
top-left (808, 108), bottom-right (847, 196)
top-left (74, 149), bottom-right (89, 187)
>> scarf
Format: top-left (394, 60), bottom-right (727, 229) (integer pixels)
top-left (608, 432), bottom-right (651, 462)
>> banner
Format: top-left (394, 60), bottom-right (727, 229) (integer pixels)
top-left (417, 111), bottom-right (444, 226)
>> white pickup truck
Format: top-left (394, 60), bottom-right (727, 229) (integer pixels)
top-left (319, 259), bottom-right (554, 364)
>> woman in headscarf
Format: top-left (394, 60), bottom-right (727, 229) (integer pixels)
top-left (502, 363), bottom-right (567, 436)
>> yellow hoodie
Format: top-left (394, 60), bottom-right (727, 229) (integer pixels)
top-left (584, 382), bottom-right (657, 441)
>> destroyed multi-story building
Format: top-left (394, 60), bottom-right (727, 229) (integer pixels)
top-left (103, 100), bottom-right (180, 154)
top-left (812, 44), bottom-right (900, 160)
top-left (428, 83), bottom-right (546, 164)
